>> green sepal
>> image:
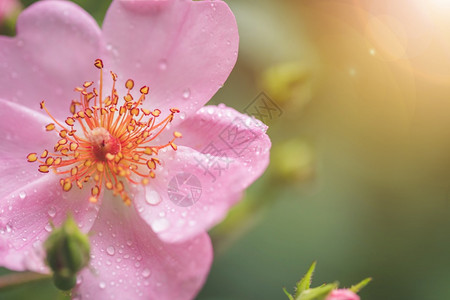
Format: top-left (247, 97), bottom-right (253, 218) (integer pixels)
top-left (295, 261), bottom-right (317, 297)
top-left (52, 274), bottom-right (77, 291)
top-left (298, 282), bottom-right (338, 300)
top-left (283, 287), bottom-right (295, 300)
top-left (350, 277), bottom-right (372, 293)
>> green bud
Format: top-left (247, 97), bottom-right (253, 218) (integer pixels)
top-left (260, 62), bottom-right (310, 108)
top-left (271, 139), bottom-right (315, 182)
top-left (44, 215), bottom-right (90, 291)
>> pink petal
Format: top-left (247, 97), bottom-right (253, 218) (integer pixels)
top-left (102, 0), bottom-right (238, 121)
top-left (134, 105), bottom-right (271, 242)
top-left (0, 172), bottom-right (99, 273)
top-left (74, 196), bottom-right (212, 300)
top-left (0, 0), bottom-right (102, 120)
top-left (0, 98), bottom-right (56, 199)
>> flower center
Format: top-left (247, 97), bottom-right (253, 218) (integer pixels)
top-left (88, 127), bottom-right (122, 161)
top-left (27, 59), bottom-right (182, 206)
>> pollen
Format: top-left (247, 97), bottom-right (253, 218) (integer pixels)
top-left (27, 59), bottom-right (182, 206)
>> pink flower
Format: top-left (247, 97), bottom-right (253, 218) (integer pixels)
top-left (0, 1), bottom-right (271, 299)
top-left (0, 0), bottom-right (19, 23)
top-left (326, 289), bottom-right (361, 300)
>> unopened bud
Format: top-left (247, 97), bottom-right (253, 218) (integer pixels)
top-left (44, 215), bottom-right (90, 290)
top-left (326, 289), bottom-right (360, 300)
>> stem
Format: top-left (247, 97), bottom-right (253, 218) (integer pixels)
top-left (0, 272), bottom-right (51, 290)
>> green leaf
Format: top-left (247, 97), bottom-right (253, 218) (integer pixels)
top-left (298, 282), bottom-right (338, 300)
top-left (295, 261), bottom-right (317, 297)
top-left (350, 277), bottom-right (372, 293)
top-left (283, 287), bottom-right (295, 300)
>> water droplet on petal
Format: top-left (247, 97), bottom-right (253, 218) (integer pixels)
top-left (19, 191), bottom-right (27, 200)
top-left (106, 246), bottom-right (115, 256)
top-left (45, 223), bottom-right (53, 232)
top-left (182, 88), bottom-right (191, 99)
top-left (99, 282), bottom-right (106, 289)
top-left (152, 218), bottom-right (170, 233)
top-left (158, 59), bottom-right (168, 71)
top-left (145, 190), bottom-right (161, 206)
top-left (48, 206), bottom-right (56, 218)
top-left (142, 268), bottom-right (151, 278)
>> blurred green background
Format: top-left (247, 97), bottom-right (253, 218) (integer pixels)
top-left (2, 0), bottom-right (450, 299)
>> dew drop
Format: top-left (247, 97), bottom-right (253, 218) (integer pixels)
top-left (106, 246), bottom-right (115, 256)
top-left (145, 190), bottom-right (161, 206)
top-left (182, 88), bottom-right (191, 99)
top-left (142, 268), bottom-right (151, 278)
top-left (99, 282), bottom-right (106, 289)
top-left (19, 191), bottom-right (27, 200)
top-left (158, 59), bottom-right (168, 71)
top-left (45, 223), bottom-right (53, 232)
top-left (48, 206), bottom-right (56, 218)
top-left (151, 218), bottom-right (170, 233)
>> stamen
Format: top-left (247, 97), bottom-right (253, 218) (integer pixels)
top-left (27, 59), bottom-right (182, 206)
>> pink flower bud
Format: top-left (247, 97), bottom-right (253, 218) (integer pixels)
top-left (326, 289), bottom-right (361, 300)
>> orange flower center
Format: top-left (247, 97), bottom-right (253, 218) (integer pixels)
top-left (27, 59), bottom-right (182, 206)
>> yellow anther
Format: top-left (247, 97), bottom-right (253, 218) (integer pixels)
top-left (125, 79), bottom-right (134, 90)
top-left (140, 86), bottom-right (149, 95)
top-left (41, 150), bottom-right (49, 158)
top-left (65, 117), bottom-right (75, 126)
top-left (76, 180), bottom-right (83, 189)
top-left (45, 157), bottom-right (55, 166)
top-left (27, 153), bottom-right (38, 162)
top-left (110, 71), bottom-right (118, 81)
top-left (71, 167), bottom-right (78, 176)
top-left (105, 182), bottom-right (113, 190)
top-left (124, 94), bottom-right (133, 102)
top-left (70, 143), bottom-right (79, 151)
top-left (63, 181), bottom-right (72, 192)
top-left (152, 109), bottom-right (161, 117)
top-left (173, 131), bottom-right (182, 138)
top-left (147, 160), bottom-right (156, 169)
top-left (92, 185), bottom-right (100, 196)
top-left (94, 59), bottom-right (104, 69)
top-left (38, 165), bottom-right (49, 173)
top-left (46, 123), bottom-right (55, 131)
